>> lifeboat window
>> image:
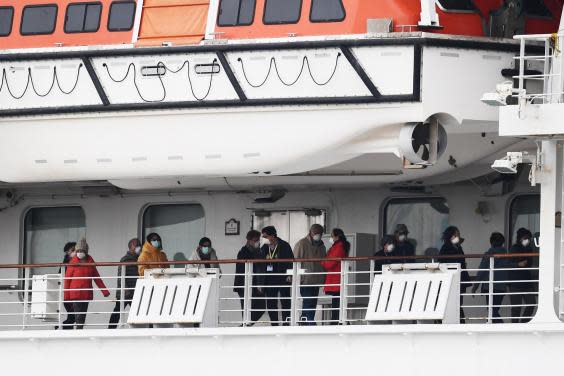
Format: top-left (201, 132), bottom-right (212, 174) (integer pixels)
top-left (436, 0), bottom-right (477, 12)
top-left (108, 0), bottom-right (136, 31)
top-left (218, 0), bottom-right (256, 26)
top-left (65, 2), bottom-right (102, 33)
top-left (524, 0), bottom-right (552, 18)
top-left (0, 6), bottom-right (14, 37)
top-left (263, 0), bottom-right (302, 25)
top-left (310, 0), bottom-right (345, 23)
top-left (20, 5), bottom-right (58, 36)
top-left (382, 197), bottom-right (450, 255)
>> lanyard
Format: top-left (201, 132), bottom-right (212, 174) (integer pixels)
top-left (267, 244), bottom-right (278, 260)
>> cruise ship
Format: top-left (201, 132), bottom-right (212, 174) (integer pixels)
top-left (0, 1), bottom-right (563, 375)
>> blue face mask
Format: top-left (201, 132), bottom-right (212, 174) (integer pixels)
top-left (151, 240), bottom-right (161, 249)
top-left (201, 246), bottom-right (210, 255)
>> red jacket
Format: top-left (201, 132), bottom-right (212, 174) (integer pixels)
top-left (64, 255), bottom-right (110, 301)
top-left (321, 241), bottom-right (346, 293)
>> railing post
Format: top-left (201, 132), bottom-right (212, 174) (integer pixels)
top-left (243, 262), bottom-right (251, 326)
top-left (22, 268), bottom-right (30, 330)
top-left (519, 38), bottom-right (525, 98)
top-left (369, 259), bottom-right (375, 289)
top-left (339, 260), bottom-right (349, 325)
top-left (290, 262), bottom-right (300, 326)
top-left (119, 265), bottom-right (125, 328)
top-left (487, 256), bottom-right (494, 324)
top-left (543, 38), bottom-right (550, 103)
top-left (58, 269), bottom-right (64, 330)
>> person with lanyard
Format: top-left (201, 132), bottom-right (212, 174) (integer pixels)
top-left (260, 226), bottom-right (294, 326)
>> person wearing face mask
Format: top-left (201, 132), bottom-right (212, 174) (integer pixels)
top-left (108, 238), bottom-right (141, 329)
top-left (59, 242), bottom-right (76, 329)
top-left (234, 230), bottom-right (266, 323)
top-left (373, 235), bottom-right (397, 272)
top-left (393, 224), bottom-right (415, 263)
top-left (439, 226), bottom-right (470, 322)
top-left (261, 226), bottom-right (295, 325)
top-left (189, 237), bottom-right (221, 272)
top-left (508, 228), bottom-right (537, 322)
top-left (321, 228), bottom-right (350, 324)
top-left (64, 238), bottom-right (110, 329)
top-left (293, 224), bottom-right (327, 325)
top-left (138, 233), bottom-right (169, 277)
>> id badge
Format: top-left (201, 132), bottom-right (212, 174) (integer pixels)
top-left (266, 264), bottom-right (274, 272)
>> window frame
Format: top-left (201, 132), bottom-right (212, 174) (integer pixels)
top-left (0, 6), bottom-right (14, 37)
top-left (435, 0), bottom-right (479, 14)
top-left (309, 0), bottom-right (346, 23)
top-left (217, 0), bottom-right (256, 27)
top-left (262, 0), bottom-right (303, 25)
top-left (64, 1), bottom-right (103, 34)
top-left (20, 4), bottom-right (59, 36)
top-left (107, 0), bottom-right (137, 32)
top-left (505, 193), bottom-right (540, 245)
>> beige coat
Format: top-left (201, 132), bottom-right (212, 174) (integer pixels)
top-left (294, 236), bottom-right (326, 285)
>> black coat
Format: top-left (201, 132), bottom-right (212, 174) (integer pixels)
top-left (396, 241), bottom-right (415, 263)
top-left (234, 245), bottom-right (266, 295)
top-left (261, 239), bottom-right (294, 286)
top-left (439, 242), bottom-right (471, 285)
top-left (373, 249), bottom-right (396, 272)
top-left (116, 252), bottom-right (139, 301)
top-left (508, 243), bottom-right (536, 291)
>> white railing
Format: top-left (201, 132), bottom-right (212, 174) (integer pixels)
top-left (0, 253), bottom-right (541, 330)
top-left (513, 33), bottom-right (564, 105)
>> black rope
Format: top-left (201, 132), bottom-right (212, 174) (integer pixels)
top-left (0, 64), bottom-right (83, 99)
top-left (238, 53), bottom-right (341, 88)
top-left (103, 59), bottom-right (217, 103)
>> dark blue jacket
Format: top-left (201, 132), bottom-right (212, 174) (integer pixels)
top-left (395, 241), bottom-right (415, 263)
top-left (475, 246), bottom-right (511, 292)
top-left (508, 243), bottom-right (536, 290)
top-left (261, 239), bottom-right (294, 286)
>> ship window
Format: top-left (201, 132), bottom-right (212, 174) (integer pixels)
top-left (383, 197), bottom-right (450, 255)
top-left (23, 206), bottom-right (86, 276)
top-left (218, 0), bottom-right (256, 26)
top-left (252, 209), bottom-right (326, 248)
top-left (263, 0), bottom-right (302, 25)
top-left (20, 5), bottom-right (58, 36)
top-left (310, 0), bottom-right (345, 22)
top-left (108, 1), bottom-right (136, 31)
top-left (436, 0), bottom-right (477, 12)
top-left (0, 7), bottom-right (14, 37)
top-left (509, 194), bottom-right (540, 245)
top-left (142, 204), bottom-right (206, 264)
top-left (65, 2), bottom-right (102, 33)
top-left (524, 0), bottom-right (552, 18)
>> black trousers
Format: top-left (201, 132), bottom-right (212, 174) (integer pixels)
top-left (510, 284), bottom-right (537, 323)
top-left (327, 291), bottom-right (340, 324)
top-left (62, 302), bottom-right (75, 329)
top-left (265, 286), bottom-right (291, 325)
top-left (72, 302), bottom-right (89, 330)
top-left (487, 293), bottom-right (505, 323)
top-left (237, 290), bottom-right (266, 323)
top-left (108, 300), bottom-right (132, 329)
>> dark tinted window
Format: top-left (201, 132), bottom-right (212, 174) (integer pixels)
top-left (65, 3), bottom-right (102, 33)
top-left (437, 0), bottom-right (476, 11)
top-left (0, 7), bottom-right (14, 36)
top-left (218, 0), bottom-right (255, 26)
top-left (21, 5), bottom-right (58, 35)
top-left (264, 0), bottom-right (302, 24)
top-left (524, 0), bottom-right (551, 17)
top-left (108, 1), bottom-right (136, 31)
top-left (310, 0), bottom-right (345, 22)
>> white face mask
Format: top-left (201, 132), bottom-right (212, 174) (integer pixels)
top-left (134, 246), bottom-right (141, 255)
top-left (451, 236), bottom-right (460, 245)
top-left (522, 239), bottom-right (531, 247)
top-left (76, 252), bottom-right (86, 260)
top-left (262, 238), bottom-right (271, 246)
top-left (385, 244), bottom-right (395, 253)
top-left (398, 234), bottom-right (407, 242)
top-left (150, 240), bottom-right (161, 249)
top-left (312, 234), bottom-right (322, 242)
top-left (201, 246), bottom-right (210, 255)
top-left (254, 241), bottom-right (261, 249)
top-left (329, 237), bottom-right (335, 245)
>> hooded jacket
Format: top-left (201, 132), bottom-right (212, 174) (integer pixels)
top-left (293, 235), bottom-right (327, 285)
top-left (137, 241), bottom-right (169, 277)
top-left (321, 240), bottom-right (346, 293)
top-left (64, 255), bottom-right (110, 301)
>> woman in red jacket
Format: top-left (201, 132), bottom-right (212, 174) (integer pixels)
top-left (321, 228), bottom-right (350, 324)
top-left (64, 238), bottom-right (110, 329)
